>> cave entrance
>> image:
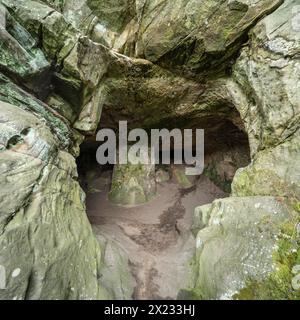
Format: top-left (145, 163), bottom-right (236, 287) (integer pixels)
top-left (76, 117), bottom-right (250, 300)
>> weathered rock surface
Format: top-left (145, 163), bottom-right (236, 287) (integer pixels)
top-left (0, 0), bottom-right (299, 301)
top-left (44, 0), bottom-right (283, 77)
top-left (191, 197), bottom-right (297, 300)
top-left (134, 0), bottom-right (283, 76)
top-left (94, 229), bottom-right (136, 300)
top-left (232, 133), bottom-right (300, 199)
top-left (232, 0), bottom-right (300, 154)
top-left (0, 4), bottom-right (49, 81)
top-left (188, 0), bottom-right (300, 300)
top-left (109, 153), bottom-right (156, 206)
top-left (0, 101), bottom-right (105, 299)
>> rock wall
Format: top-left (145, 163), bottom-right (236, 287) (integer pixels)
top-left (0, 100), bottom-right (106, 299)
top-left (0, 0), bottom-right (299, 300)
top-left (191, 0), bottom-right (300, 299)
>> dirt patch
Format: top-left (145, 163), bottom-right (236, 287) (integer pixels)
top-left (84, 167), bottom-right (228, 299)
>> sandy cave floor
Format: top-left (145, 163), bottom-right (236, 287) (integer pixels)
top-left (84, 168), bottom-right (227, 300)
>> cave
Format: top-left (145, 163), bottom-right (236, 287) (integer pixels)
top-left (2, 0), bottom-right (297, 303)
top-left (76, 114), bottom-right (251, 299)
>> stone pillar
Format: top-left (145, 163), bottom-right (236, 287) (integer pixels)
top-left (109, 152), bottom-right (156, 206)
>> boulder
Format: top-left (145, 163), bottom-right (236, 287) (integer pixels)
top-left (0, 100), bottom-right (108, 299)
top-left (190, 196), bottom-right (299, 300)
top-left (232, 133), bottom-right (300, 199)
top-left (109, 152), bottom-right (156, 206)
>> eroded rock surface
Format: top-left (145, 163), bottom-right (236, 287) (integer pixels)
top-left (191, 197), bottom-right (296, 299)
top-left (0, 101), bottom-right (104, 299)
top-left (189, 0), bottom-right (300, 300)
top-left (0, 0), bottom-right (299, 300)
top-left (109, 153), bottom-right (156, 206)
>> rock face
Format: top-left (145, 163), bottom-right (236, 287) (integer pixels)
top-left (233, 0), bottom-right (300, 154)
top-left (0, 0), bottom-right (299, 300)
top-left (43, 0), bottom-right (283, 77)
top-left (109, 153), bottom-right (156, 206)
top-left (0, 0), bottom-right (133, 299)
top-left (190, 0), bottom-right (300, 300)
top-left (192, 197), bottom-right (297, 299)
top-left (0, 101), bottom-right (104, 299)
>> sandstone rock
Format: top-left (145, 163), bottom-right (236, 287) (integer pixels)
top-left (191, 196), bottom-right (294, 300)
top-left (191, 204), bottom-right (212, 236)
top-left (40, 0), bottom-right (284, 78)
top-left (172, 166), bottom-right (194, 189)
top-left (1, 1), bottom-right (107, 135)
top-left (0, 0), bottom-right (299, 301)
top-left (204, 144), bottom-right (250, 193)
top-left (109, 152), bottom-right (156, 206)
top-left (134, 0), bottom-right (283, 76)
top-left (0, 4), bottom-right (49, 80)
top-left (155, 168), bottom-right (170, 184)
top-left (0, 101), bottom-right (108, 299)
top-left (230, 0), bottom-right (300, 199)
top-left (232, 133), bottom-right (300, 199)
top-left (232, 0), bottom-right (300, 153)
top-left (0, 73), bottom-right (73, 150)
top-left (186, 0), bottom-right (300, 300)
top-left (46, 93), bottom-right (77, 123)
top-left (2, 0), bottom-right (78, 61)
top-left (94, 229), bottom-right (136, 300)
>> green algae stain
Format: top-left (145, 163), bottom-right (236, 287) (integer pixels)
top-left (234, 205), bottom-right (300, 300)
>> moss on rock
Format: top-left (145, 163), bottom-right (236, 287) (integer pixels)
top-left (234, 203), bottom-right (300, 300)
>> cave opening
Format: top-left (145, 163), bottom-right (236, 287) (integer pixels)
top-left (76, 114), bottom-right (250, 299)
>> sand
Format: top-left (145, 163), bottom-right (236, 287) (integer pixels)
top-left (84, 168), bottom-right (227, 299)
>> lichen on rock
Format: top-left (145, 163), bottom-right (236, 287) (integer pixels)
top-left (0, 0), bottom-right (299, 301)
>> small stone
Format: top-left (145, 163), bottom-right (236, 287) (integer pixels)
top-left (228, 0), bottom-right (248, 12)
top-left (292, 265), bottom-right (300, 275)
top-left (291, 274), bottom-right (300, 291)
top-left (11, 268), bottom-right (21, 278)
top-left (155, 169), bottom-right (170, 183)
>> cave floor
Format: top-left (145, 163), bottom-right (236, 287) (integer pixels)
top-left (84, 169), bottom-right (227, 299)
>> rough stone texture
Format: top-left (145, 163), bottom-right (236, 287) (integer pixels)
top-left (232, 133), bottom-right (300, 199)
top-left (188, 0), bottom-right (300, 300)
top-left (232, 0), bottom-right (300, 154)
top-left (0, 73), bottom-right (74, 150)
top-left (229, 0), bottom-right (300, 200)
top-left (191, 197), bottom-right (294, 300)
top-left (1, 0), bottom-right (78, 61)
top-left (134, 0), bottom-right (283, 76)
top-left (37, 0), bottom-right (284, 78)
top-left (94, 229), bottom-right (136, 300)
top-left (0, 0), bottom-right (299, 301)
top-left (109, 152), bottom-right (156, 206)
top-left (0, 4), bottom-right (49, 79)
top-left (204, 144), bottom-right (250, 193)
top-left (0, 101), bottom-right (107, 299)
top-left (1, 0), bottom-right (111, 135)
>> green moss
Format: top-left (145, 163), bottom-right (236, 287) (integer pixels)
top-left (293, 202), bottom-right (300, 213)
top-left (204, 166), bottom-right (232, 193)
top-left (0, 74), bottom-right (72, 149)
top-left (173, 168), bottom-right (193, 189)
top-left (234, 208), bottom-right (300, 300)
top-left (177, 257), bottom-right (206, 300)
top-left (178, 287), bottom-right (205, 300)
top-left (109, 161), bottom-right (156, 206)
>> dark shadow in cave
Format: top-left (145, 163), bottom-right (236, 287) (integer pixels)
top-left (76, 112), bottom-right (251, 196)
top-left (75, 112), bottom-right (251, 299)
